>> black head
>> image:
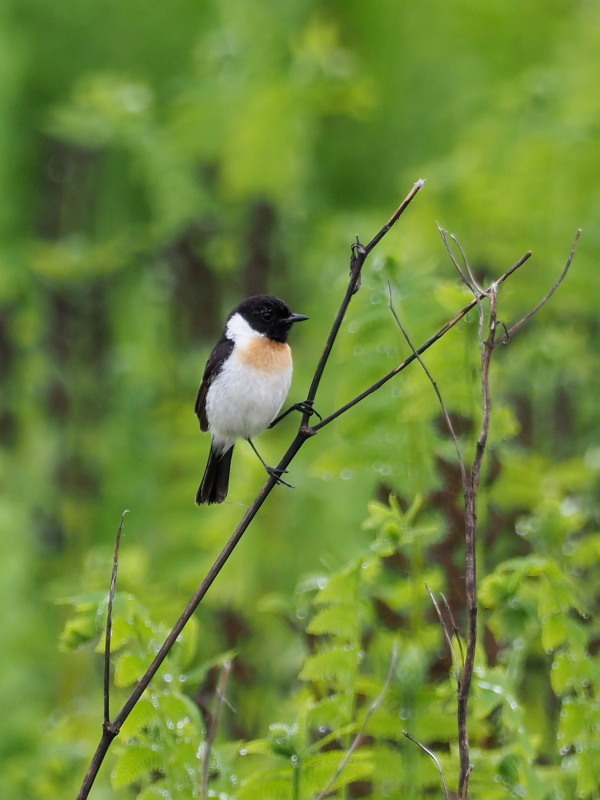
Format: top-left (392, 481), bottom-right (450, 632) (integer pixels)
top-left (231, 294), bottom-right (308, 343)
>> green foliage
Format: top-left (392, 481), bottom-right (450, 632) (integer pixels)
top-left (55, 489), bottom-right (599, 798)
top-left (58, 585), bottom-right (225, 799)
top-left (2, 1), bottom-right (600, 798)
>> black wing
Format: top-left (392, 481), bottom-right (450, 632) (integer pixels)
top-left (195, 336), bottom-right (234, 431)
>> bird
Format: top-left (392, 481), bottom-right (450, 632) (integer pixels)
top-left (195, 294), bottom-right (309, 504)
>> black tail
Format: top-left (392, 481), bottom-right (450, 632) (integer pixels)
top-left (196, 444), bottom-right (234, 505)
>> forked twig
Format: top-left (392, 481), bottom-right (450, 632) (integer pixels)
top-left (453, 232), bottom-right (579, 798)
top-left (437, 223), bottom-right (480, 294)
top-left (457, 279), bottom-right (497, 798)
top-left (437, 225), bottom-right (486, 345)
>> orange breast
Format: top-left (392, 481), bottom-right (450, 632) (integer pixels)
top-left (238, 338), bottom-right (292, 373)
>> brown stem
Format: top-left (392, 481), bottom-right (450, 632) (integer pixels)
top-left (455, 231), bottom-right (578, 798)
top-left (458, 286), bottom-right (497, 798)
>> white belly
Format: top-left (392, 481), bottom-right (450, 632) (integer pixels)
top-left (206, 354), bottom-right (292, 449)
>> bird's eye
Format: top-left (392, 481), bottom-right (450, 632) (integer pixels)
top-left (261, 308), bottom-right (273, 321)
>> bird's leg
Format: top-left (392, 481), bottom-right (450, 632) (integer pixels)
top-left (269, 399), bottom-right (322, 429)
top-left (247, 439), bottom-right (294, 488)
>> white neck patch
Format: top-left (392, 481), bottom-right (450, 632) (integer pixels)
top-left (226, 312), bottom-right (264, 342)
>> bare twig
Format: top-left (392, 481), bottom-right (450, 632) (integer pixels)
top-left (387, 284), bottom-right (467, 487)
top-left (434, 232), bottom-right (580, 799)
top-left (403, 730), bottom-right (450, 800)
top-left (315, 644), bottom-right (399, 800)
top-left (425, 584), bottom-right (458, 674)
top-left (302, 179), bottom-right (426, 425)
top-left (200, 659), bottom-right (233, 800)
top-left (437, 225), bottom-right (486, 345)
top-left (457, 279), bottom-right (498, 798)
top-left (437, 223), bottom-right (479, 293)
top-left (502, 228), bottom-right (581, 342)
top-left (441, 592), bottom-right (464, 667)
top-left (104, 510), bottom-right (129, 725)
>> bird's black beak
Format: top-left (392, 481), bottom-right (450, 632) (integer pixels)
top-left (287, 312), bottom-right (309, 324)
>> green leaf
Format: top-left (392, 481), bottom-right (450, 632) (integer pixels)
top-left (58, 610), bottom-right (101, 651)
top-left (302, 749), bottom-right (374, 794)
top-left (299, 645), bottom-right (359, 686)
top-left (156, 692), bottom-right (203, 736)
top-left (111, 744), bottom-right (162, 789)
top-left (306, 693), bottom-right (354, 730)
top-left (540, 614), bottom-right (570, 652)
top-left (114, 652), bottom-right (148, 687)
top-left (170, 616), bottom-right (199, 669)
top-left (120, 696), bottom-right (157, 738)
top-left (306, 604), bottom-right (358, 640)
top-left (313, 569), bottom-right (359, 607)
top-left (237, 765), bottom-right (297, 800)
top-left (550, 649), bottom-right (598, 695)
top-left (137, 786), bottom-right (171, 800)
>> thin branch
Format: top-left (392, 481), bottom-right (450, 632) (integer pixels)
top-left (387, 284), bottom-right (468, 488)
top-left (315, 643), bottom-right (399, 800)
top-left (312, 250), bottom-right (532, 433)
top-left (403, 730), bottom-right (450, 800)
top-left (501, 228), bottom-right (581, 342)
top-left (104, 510), bottom-right (129, 725)
top-left (302, 179), bottom-right (425, 425)
top-left (460, 765), bottom-right (474, 800)
top-left (437, 225), bottom-right (487, 345)
top-left (441, 592), bottom-right (464, 668)
top-left (425, 584), bottom-right (458, 675)
top-left (451, 234), bottom-right (484, 298)
top-left (437, 223), bottom-right (477, 291)
top-left (457, 278), bottom-right (498, 798)
top-left (448, 232), bottom-right (578, 799)
top-left (200, 659), bottom-right (233, 800)
top-left (364, 179), bottom-right (426, 255)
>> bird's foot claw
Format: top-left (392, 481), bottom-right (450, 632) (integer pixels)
top-left (269, 400), bottom-right (321, 428)
top-left (267, 466), bottom-right (294, 488)
top-left (294, 400), bottom-right (322, 421)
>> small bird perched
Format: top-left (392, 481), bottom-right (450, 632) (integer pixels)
top-left (195, 294), bottom-right (308, 504)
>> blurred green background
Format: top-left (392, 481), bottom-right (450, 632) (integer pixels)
top-left (1, 0), bottom-right (599, 797)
